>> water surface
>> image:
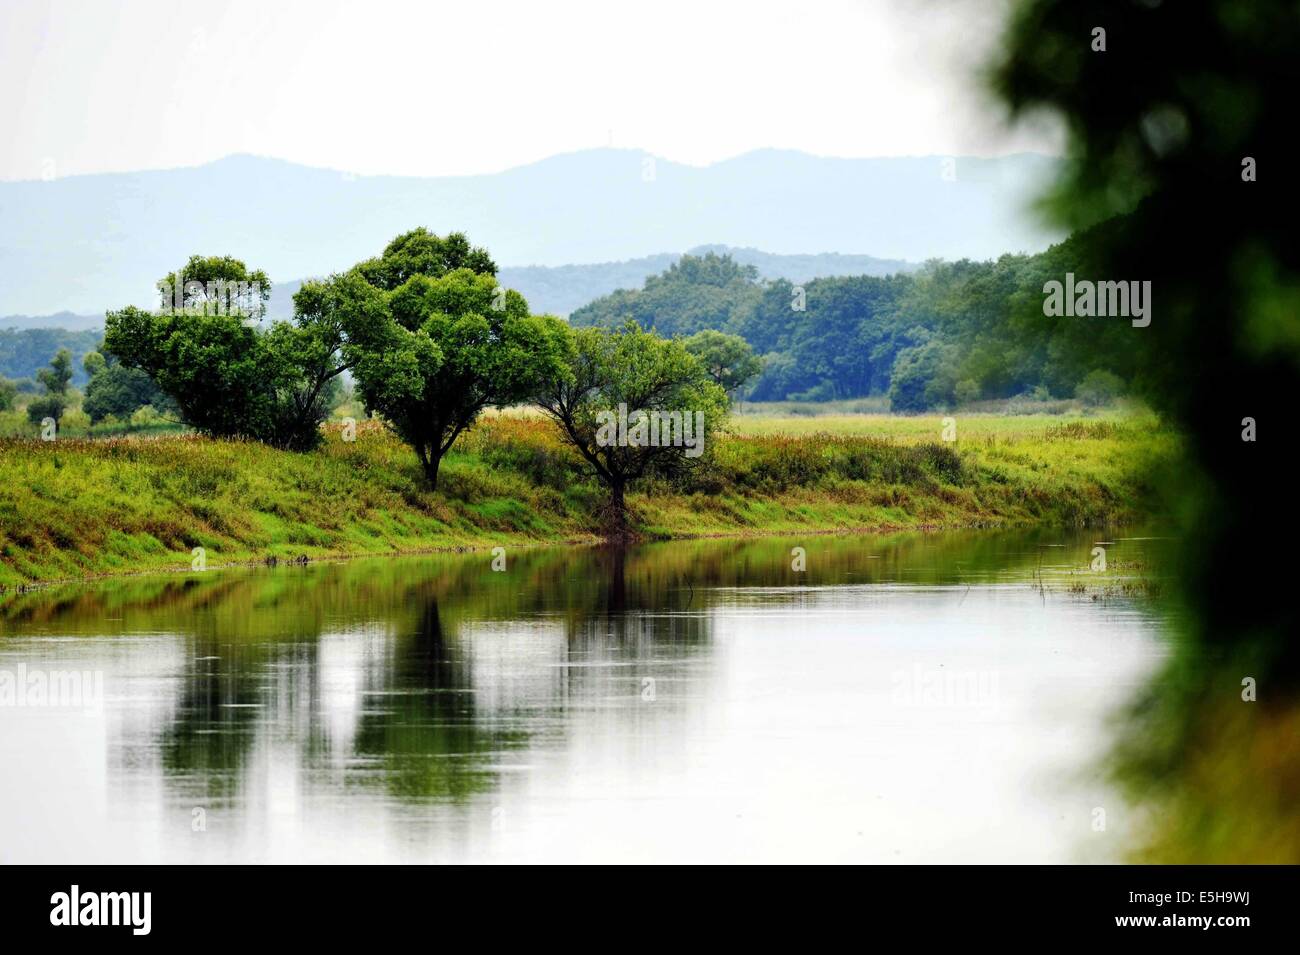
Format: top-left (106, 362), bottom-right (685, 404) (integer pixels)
top-left (0, 531), bottom-right (1170, 863)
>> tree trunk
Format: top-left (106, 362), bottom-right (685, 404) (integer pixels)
top-left (418, 445), bottom-right (441, 490)
top-left (604, 478), bottom-right (631, 539)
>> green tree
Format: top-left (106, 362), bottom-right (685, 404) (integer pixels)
top-left (682, 330), bottom-right (764, 397)
top-left (992, 0), bottom-right (1297, 671)
top-left (37, 347), bottom-right (73, 395)
top-left (157, 255), bottom-right (270, 319)
top-left (27, 348), bottom-right (73, 426)
top-left (570, 252), bottom-right (763, 339)
top-left (106, 257), bottom-right (346, 449)
top-left (782, 273), bottom-right (914, 401)
top-left (0, 328), bottom-right (102, 385)
top-left (353, 228), bottom-right (496, 291)
top-left (888, 338), bottom-right (960, 412)
top-left (325, 230), bottom-right (570, 488)
top-left (1073, 369), bottom-right (1123, 408)
top-left (82, 349), bottom-right (107, 379)
top-left (953, 379), bottom-right (982, 405)
top-left (81, 346), bottom-right (174, 424)
top-left (535, 322), bottom-right (729, 532)
top-left (564, 237), bottom-right (1146, 407)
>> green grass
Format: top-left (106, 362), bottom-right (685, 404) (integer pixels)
top-left (0, 411), bottom-right (1176, 585)
top-left (0, 404), bottom-right (186, 439)
top-left (728, 410), bottom-right (1134, 438)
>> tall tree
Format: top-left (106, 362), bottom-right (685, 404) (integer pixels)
top-left (156, 255), bottom-right (270, 319)
top-left (535, 323), bottom-right (729, 533)
top-left (328, 230), bottom-right (570, 488)
top-left (106, 257), bottom-right (344, 449)
top-left (353, 228), bottom-right (497, 291)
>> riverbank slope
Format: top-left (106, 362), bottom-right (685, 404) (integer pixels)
top-left (0, 413), bottom-right (1174, 585)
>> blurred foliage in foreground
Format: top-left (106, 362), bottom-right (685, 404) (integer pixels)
top-left (992, 0), bottom-right (1299, 860)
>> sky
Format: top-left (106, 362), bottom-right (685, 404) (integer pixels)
top-left (0, 0), bottom-right (1061, 181)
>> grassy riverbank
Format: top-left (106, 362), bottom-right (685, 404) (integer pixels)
top-left (0, 412), bottom-right (1175, 585)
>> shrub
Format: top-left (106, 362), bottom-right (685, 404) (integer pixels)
top-left (1075, 370), bottom-right (1124, 407)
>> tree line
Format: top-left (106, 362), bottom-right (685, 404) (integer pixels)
top-left (570, 226), bottom-right (1136, 411)
top-left (90, 230), bottom-right (759, 527)
top-left (0, 327), bottom-right (101, 382)
top-left (1, 339), bottom-right (174, 429)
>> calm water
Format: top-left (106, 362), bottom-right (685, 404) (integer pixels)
top-left (0, 531), bottom-right (1170, 863)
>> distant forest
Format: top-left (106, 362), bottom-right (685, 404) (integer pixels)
top-left (4, 226), bottom-right (1134, 413)
top-left (261, 244), bottom-right (915, 320)
top-left (0, 327), bottom-right (102, 386)
top-left (571, 222), bottom-right (1134, 410)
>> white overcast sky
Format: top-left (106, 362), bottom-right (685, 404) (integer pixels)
top-left (0, 0), bottom-right (1060, 181)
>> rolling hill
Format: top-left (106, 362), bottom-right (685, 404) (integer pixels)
top-left (0, 149), bottom-right (1061, 316)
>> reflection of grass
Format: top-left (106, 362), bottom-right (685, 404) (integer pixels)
top-left (0, 411), bottom-right (1174, 585)
top-left (0, 527), bottom-right (1138, 632)
top-left (2, 529), bottom-right (1171, 813)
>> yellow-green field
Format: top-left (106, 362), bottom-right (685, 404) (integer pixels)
top-left (0, 411), bottom-right (1176, 585)
top-left (728, 411), bottom-right (1134, 439)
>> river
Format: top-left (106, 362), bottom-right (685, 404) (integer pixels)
top-left (0, 530), bottom-right (1170, 863)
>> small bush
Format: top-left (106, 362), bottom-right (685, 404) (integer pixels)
top-left (1075, 370), bottom-right (1125, 407)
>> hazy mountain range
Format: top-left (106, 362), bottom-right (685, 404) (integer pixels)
top-left (0, 148), bottom-right (1061, 318)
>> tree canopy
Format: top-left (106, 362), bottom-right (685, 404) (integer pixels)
top-left (81, 345), bottom-right (172, 423)
top-left (106, 257), bottom-right (344, 449)
top-left (316, 230), bottom-right (571, 487)
top-left (535, 322), bottom-right (729, 530)
top-left (682, 330), bottom-right (763, 396)
top-left (26, 347), bottom-right (74, 426)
